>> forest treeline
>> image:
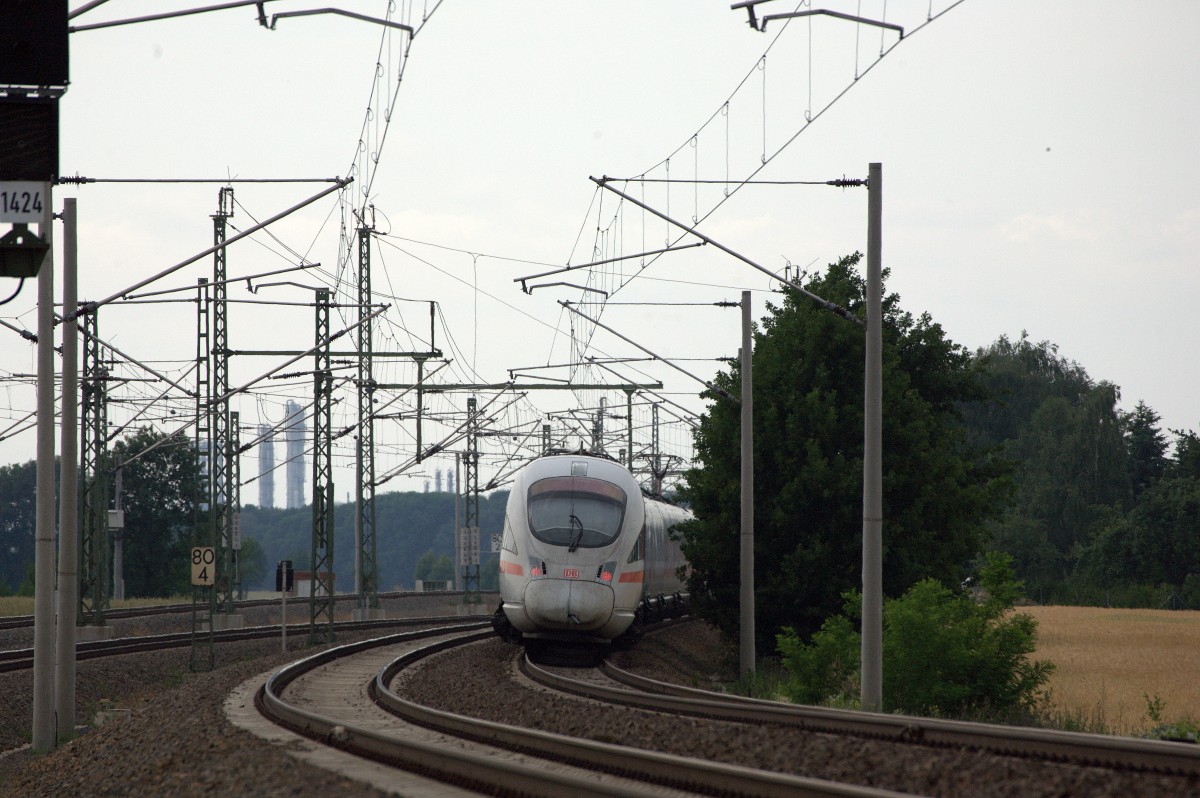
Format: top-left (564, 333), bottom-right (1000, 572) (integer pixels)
top-left (964, 333), bottom-right (1199, 607)
top-left (677, 256), bottom-right (1200, 659)
top-left (0, 436), bottom-right (508, 597)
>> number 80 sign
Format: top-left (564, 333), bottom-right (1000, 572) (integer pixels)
top-left (191, 547), bottom-right (216, 586)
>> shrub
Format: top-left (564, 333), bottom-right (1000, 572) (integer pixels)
top-left (777, 552), bottom-right (1054, 718)
top-left (777, 594), bottom-right (860, 706)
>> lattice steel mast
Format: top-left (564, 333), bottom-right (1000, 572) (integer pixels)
top-left (460, 397), bottom-right (481, 605)
top-left (309, 288), bottom-right (336, 643)
top-left (78, 309), bottom-right (108, 626)
top-left (355, 220), bottom-right (380, 616)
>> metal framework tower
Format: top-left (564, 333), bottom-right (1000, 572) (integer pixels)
top-left (651, 403), bottom-right (663, 497)
top-left (229, 412), bottom-right (241, 600)
top-left (78, 309), bottom-right (108, 626)
top-left (191, 278), bottom-right (215, 671)
top-left (591, 396), bottom-right (606, 455)
top-left (624, 389), bottom-right (635, 473)
top-left (211, 187), bottom-right (236, 617)
top-left (460, 397), bottom-right (481, 604)
top-left (309, 288), bottom-right (336, 643)
top-left (355, 223), bottom-right (379, 613)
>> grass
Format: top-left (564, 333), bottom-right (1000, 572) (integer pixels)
top-left (0, 595), bottom-right (186, 618)
top-left (1025, 605), bottom-right (1200, 735)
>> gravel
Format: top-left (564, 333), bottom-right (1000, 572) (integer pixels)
top-left (394, 624), bottom-right (1200, 798)
top-left (0, 635), bottom-right (396, 798)
top-left (2, 617), bottom-right (1197, 797)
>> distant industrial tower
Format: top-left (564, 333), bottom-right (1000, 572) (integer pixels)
top-left (446, 468), bottom-right (454, 495)
top-left (434, 469), bottom-right (443, 493)
top-left (284, 400), bottom-right (306, 509)
top-left (258, 424), bottom-right (275, 508)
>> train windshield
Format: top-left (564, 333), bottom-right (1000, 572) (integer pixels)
top-left (527, 476), bottom-right (627, 550)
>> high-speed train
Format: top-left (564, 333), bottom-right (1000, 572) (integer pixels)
top-left (491, 453), bottom-right (690, 646)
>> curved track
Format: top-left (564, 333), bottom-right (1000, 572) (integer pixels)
top-left (253, 625), bottom-right (915, 797)
top-left (0, 590), bottom-right (466, 631)
top-left (0, 615), bottom-right (483, 673)
top-left (521, 654), bottom-right (1200, 778)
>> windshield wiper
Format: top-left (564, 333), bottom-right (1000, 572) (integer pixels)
top-left (568, 514), bottom-right (584, 552)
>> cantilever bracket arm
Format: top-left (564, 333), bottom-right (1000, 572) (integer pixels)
top-left (730, 1), bottom-right (903, 37)
top-left (524, 282), bottom-right (608, 297)
top-left (267, 8), bottom-right (415, 33)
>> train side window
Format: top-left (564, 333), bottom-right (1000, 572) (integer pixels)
top-left (501, 517), bottom-right (518, 554)
top-left (627, 526), bottom-right (645, 563)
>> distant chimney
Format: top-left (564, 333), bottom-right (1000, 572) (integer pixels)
top-left (257, 424), bottom-right (274, 508)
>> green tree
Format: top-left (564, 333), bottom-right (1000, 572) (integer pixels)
top-left (237, 536), bottom-right (269, 596)
top-left (17, 562), bottom-right (36, 597)
top-left (1126, 401), bottom-right (1168, 499)
top-left (678, 255), bottom-right (1006, 653)
top-left (0, 460), bottom-right (40, 591)
top-left (110, 427), bottom-right (202, 597)
top-left (479, 554), bottom-right (500, 592)
top-left (966, 335), bottom-right (1132, 598)
top-left (414, 549), bottom-right (455, 583)
top-left (1079, 472), bottom-right (1200, 590)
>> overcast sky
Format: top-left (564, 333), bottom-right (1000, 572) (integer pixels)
top-left (1, 0), bottom-right (1197, 502)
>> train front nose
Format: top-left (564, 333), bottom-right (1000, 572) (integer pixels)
top-left (524, 579), bottom-right (614, 631)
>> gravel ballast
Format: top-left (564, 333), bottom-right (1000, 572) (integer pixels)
top-left (394, 625), bottom-right (1199, 798)
top-left (3, 620), bottom-right (1197, 797)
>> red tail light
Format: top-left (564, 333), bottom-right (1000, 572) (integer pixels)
top-left (600, 570), bottom-right (613, 582)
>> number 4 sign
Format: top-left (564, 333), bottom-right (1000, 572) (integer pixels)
top-left (191, 547), bottom-right (215, 586)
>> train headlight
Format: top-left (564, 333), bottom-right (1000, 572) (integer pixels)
top-left (529, 557), bottom-right (546, 577)
top-left (597, 561), bottom-right (616, 582)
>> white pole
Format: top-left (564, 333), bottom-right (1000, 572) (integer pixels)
top-left (55, 197), bottom-right (79, 737)
top-left (32, 194), bottom-right (57, 750)
top-left (861, 163), bottom-right (884, 712)
top-left (739, 291), bottom-right (755, 676)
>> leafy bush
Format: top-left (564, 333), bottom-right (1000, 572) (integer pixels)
top-left (17, 563), bottom-right (35, 597)
top-left (777, 552), bottom-right (1054, 718)
top-left (777, 595), bottom-right (860, 705)
top-left (1145, 693), bottom-right (1200, 742)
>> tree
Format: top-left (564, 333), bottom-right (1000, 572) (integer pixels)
top-left (109, 427), bottom-right (203, 597)
top-left (966, 335), bottom-right (1132, 597)
top-left (237, 537), bottom-right (269, 596)
top-left (677, 255), bottom-right (1007, 653)
top-left (414, 549), bottom-right (455, 583)
top-left (1126, 401), bottom-right (1168, 499)
top-left (0, 460), bottom-right (38, 592)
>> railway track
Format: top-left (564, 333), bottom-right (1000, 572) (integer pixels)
top-left (0, 589), bottom-right (464, 631)
top-left (522, 650), bottom-right (1200, 779)
top-left (0, 615), bottom-right (485, 673)
top-left (253, 624), bottom-right (916, 797)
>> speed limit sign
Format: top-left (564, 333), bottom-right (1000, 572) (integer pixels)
top-left (191, 547), bottom-right (216, 586)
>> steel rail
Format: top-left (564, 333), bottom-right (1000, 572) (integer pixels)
top-left (521, 656), bottom-right (1200, 777)
top-left (365, 635), bottom-right (913, 798)
top-left (0, 615), bottom-right (486, 673)
top-left (0, 589), bottom-right (477, 631)
top-left (257, 628), bottom-right (668, 798)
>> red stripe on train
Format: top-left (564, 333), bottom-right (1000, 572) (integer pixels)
top-left (618, 571), bottom-right (644, 583)
top-left (499, 560), bottom-right (523, 576)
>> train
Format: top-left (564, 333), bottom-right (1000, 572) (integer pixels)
top-left (491, 452), bottom-right (690, 646)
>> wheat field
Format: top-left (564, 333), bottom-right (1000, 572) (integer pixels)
top-left (1025, 605), bottom-right (1200, 733)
